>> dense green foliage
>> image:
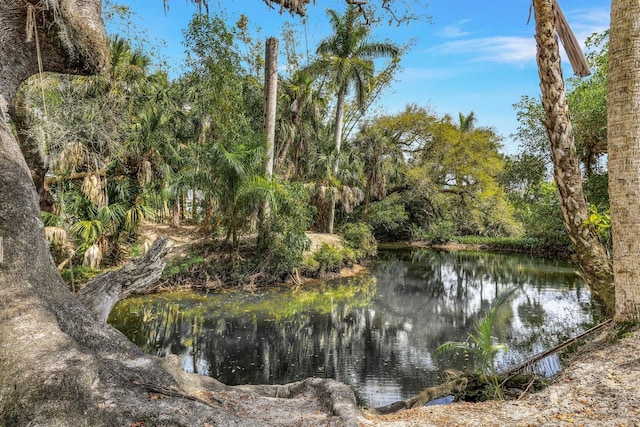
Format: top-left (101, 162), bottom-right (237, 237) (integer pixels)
top-left (25, 11), bottom-right (610, 286)
top-left (340, 222), bottom-right (377, 259)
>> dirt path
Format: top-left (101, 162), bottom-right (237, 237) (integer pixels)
top-left (139, 222), bottom-right (207, 259)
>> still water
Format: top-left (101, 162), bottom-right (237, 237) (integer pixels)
top-left (108, 248), bottom-right (597, 407)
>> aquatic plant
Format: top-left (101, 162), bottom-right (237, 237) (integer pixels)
top-left (435, 286), bottom-right (519, 400)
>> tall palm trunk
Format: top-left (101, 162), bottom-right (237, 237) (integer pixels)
top-left (259, 37), bottom-right (278, 248)
top-left (192, 189), bottom-right (198, 218)
top-left (608, 0), bottom-right (640, 321)
top-left (332, 88), bottom-right (346, 176)
top-left (171, 200), bottom-right (180, 228)
top-left (533, 0), bottom-right (614, 311)
top-left (327, 87), bottom-right (346, 234)
top-left (362, 162), bottom-right (376, 219)
top-left (180, 192), bottom-right (186, 219)
top-left (264, 37), bottom-right (278, 179)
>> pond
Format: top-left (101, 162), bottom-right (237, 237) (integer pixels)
top-left (108, 248), bottom-right (598, 408)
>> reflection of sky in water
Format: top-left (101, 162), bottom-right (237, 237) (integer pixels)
top-left (109, 249), bottom-right (597, 408)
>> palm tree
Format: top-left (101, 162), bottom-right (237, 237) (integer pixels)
top-left (353, 123), bottom-right (403, 218)
top-left (210, 141), bottom-right (263, 251)
top-left (458, 111), bottom-right (477, 133)
top-left (608, 0), bottom-right (640, 321)
top-left (276, 69), bottom-right (325, 176)
top-left (105, 36), bottom-right (152, 96)
top-left (532, 0), bottom-right (613, 310)
top-left (313, 6), bottom-right (400, 233)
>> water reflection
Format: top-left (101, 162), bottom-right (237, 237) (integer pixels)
top-left (109, 249), bottom-right (597, 407)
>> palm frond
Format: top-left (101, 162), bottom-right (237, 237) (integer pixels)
top-left (45, 226), bottom-right (68, 247)
top-left (435, 340), bottom-right (472, 355)
top-left (125, 204), bottom-right (153, 233)
top-left (70, 219), bottom-right (103, 245)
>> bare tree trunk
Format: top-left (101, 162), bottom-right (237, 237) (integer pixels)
top-left (327, 193), bottom-right (337, 234)
top-left (608, 0), bottom-right (640, 322)
top-left (76, 237), bottom-right (170, 322)
top-left (332, 89), bottom-right (346, 177)
top-left (171, 199), bottom-right (180, 227)
top-left (259, 37), bottom-right (278, 248)
top-left (533, 0), bottom-right (614, 312)
top-left (275, 135), bottom-right (292, 172)
top-left (327, 89), bottom-right (346, 234)
top-left (264, 37), bottom-right (278, 179)
top-left (192, 188), bottom-right (199, 218)
top-left (180, 192), bottom-right (186, 219)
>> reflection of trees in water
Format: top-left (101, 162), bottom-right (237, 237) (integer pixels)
top-left (109, 249), bottom-right (595, 407)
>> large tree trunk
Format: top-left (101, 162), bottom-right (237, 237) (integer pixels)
top-left (259, 37), bottom-right (278, 248)
top-left (0, 2), bottom-right (365, 425)
top-left (608, 0), bottom-right (640, 322)
top-left (533, 0), bottom-right (614, 312)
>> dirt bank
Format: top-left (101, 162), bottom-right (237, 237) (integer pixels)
top-left (368, 324), bottom-right (640, 426)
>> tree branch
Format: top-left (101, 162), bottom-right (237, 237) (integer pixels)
top-left (76, 237), bottom-right (171, 322)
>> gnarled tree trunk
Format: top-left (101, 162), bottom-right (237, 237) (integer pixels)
top-left (533, 0), bottom-right (614, 312)
top-left (76, 237), bottom-right (170, 322)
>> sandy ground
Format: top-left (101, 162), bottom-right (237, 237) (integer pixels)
top-left (368, 325), bottom-right (640, 426)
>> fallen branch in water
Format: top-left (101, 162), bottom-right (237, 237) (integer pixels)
top-left (371, 377), bottom-right (468, 415)
top-left (502, 319), bottom-right (613, 377)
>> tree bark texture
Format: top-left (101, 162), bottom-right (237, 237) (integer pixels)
top-left (0, 2), bottom-right (366, 425)
top-left (76, 237), bottom-right (170, 322)
top-left (533, 0), bottom-right (614, 312)
top-left (608, 0), bottom-right (640, 322)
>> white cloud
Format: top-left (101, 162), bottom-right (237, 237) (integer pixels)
top-left (437, 19), bottom-right (473, 38)
top-left (427, 36), bottom-right (537, 65)
top-left (565, 8), bottom-right (609, 45)
top-left (423, 6), bottom-right (608, 67)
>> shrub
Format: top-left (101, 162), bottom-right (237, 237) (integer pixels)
top-left (339, 247), bottom-right (357, 266)
top-left (423, 220), bottom-right (457, 244)
top-left (340, 222), bottom-right (377, 259)
top-left (314, 243), bottom-right (343, 275)
top-left (454, 236), bottom-right (543, 250)
top-left (361, 194), bottom-right (409, 240)
top-left (511, 182), bottom-right (570, 247)
top-left (60, 265), bottom-right (100, 285)
top-left (300, 256), bottom-right (320, 275)
top-left (257, 182), bottom-right (313, 275)
top-left (436, 287), bottom-right (519, 401)
top-left (128, 243), bottom-right (144, 258)
top-left (163, 253), bottom-right (205, 278)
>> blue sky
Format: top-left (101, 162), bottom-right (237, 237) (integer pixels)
top-left (107, 0), bottom-right (610, 154)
